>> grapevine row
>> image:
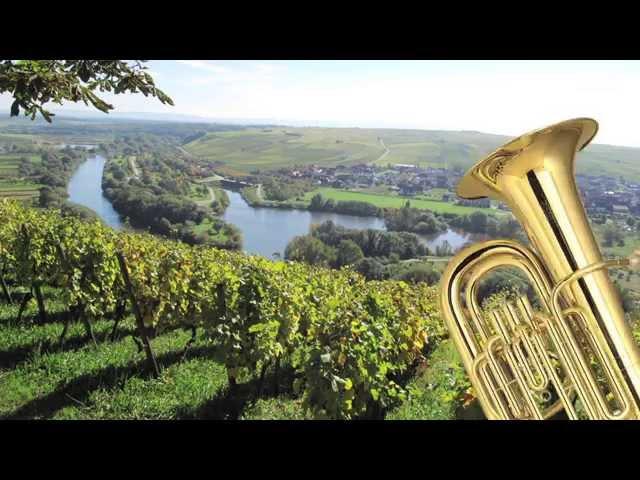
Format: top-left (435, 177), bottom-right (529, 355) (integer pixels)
top-left (0, 199), bottom-right (446, 419)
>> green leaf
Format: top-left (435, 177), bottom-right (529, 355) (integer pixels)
top-left (371, 388), bottom-right (379, 401)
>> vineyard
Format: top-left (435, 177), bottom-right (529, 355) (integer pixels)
top-left (0, 200), bottom-right (474, 419)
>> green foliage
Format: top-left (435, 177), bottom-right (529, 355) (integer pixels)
top-left (476, 268), bottom-right (534, 307)
top-left (392, 263), bottom-right (441, 286)
top-left (386, 340), bottom-right (473, 420)
top-left (354, 257), bottom-right (386, 280)
top-left (384, 201), bottom-right (448, 234)
top-left (308, 193), bottom-right (381, 217)
top-left (258, 176), bottom-right (312, 202)
top-left (0, 60), bottom-right (173, 123)
top-left (0, 201), bottom-right (125, 321)
top-left (284, 235), bottom-right (337, 267)
top-left (449, 212), bottom-right (525, 241)
top-left (310, 220), bottom-right (428, 259)
top-left (602, 221), bottom-right (625, 248)
top-left (294, 278), bottom-right (446, 418)
top-left (335, 240), bottom-right (364, 267)
top-left (102, 154), bottom-right (240, 250)
top-left (0, 200), bottom-right (446, 419)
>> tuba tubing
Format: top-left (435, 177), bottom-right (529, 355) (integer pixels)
top-left (441, 118), bottom-right (640, 420)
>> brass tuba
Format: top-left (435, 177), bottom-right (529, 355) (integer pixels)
top-left (440, 118), bottom-right (640, 419)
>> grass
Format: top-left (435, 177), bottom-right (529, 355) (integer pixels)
top-left (184, 127), bottom-right (386, 173)
top-left (183, 127), bottom-right (510, 174)
top-left (0, 154), bottom-right (40, 164)
top-left (0, 143), bottom-right (44, 198)
top-left (191, 217), bottom-right (215, 234)
top-left (577, 144), bottom-right (640, 182)
top-left (0, 286), bottom-right (237, 420)
top-left (188, 183), bottom-right (211, 202)
top-left (414, 188), bottom-right (451, 201)
top-left (591, 222), bottom-right (640, 258)
top-left (386, 340), bottom-right (480, 420)
top-left (0, 178), bottom-right (40, 202)
top-left (302, 187), bottom-right (500, 215)
top-left (189, 218), bottom-right (235, 246)
top-left (0, 285), bottom-right (463, 420)
top-left (241, 186), bottom-right (261, 205)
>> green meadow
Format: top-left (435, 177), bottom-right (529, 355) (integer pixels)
top-left (302, 188), bottom-right (500, 215)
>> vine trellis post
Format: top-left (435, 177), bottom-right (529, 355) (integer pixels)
top-left (116, 251), bottom-right (160, 378)
top-left (0, 263), bottom-right (13, 305)
top-left (19, 224), bottom-right (47, 324)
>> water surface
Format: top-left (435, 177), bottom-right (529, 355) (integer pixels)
top-left (67, 154), bottom-right (123, 229)
top-left (66, 160), bottom-right (475, 256)
top-left (222, 189), bottom-right (473, 258)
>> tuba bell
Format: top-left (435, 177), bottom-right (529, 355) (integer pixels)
top-left (440, 118), bottom-right (640, 420)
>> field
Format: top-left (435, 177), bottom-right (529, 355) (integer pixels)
top-left (0, 154), bottom-right (40, 177)
top-left (0, 134), bottom-right (42, 203)
top-left (184, 128), bottom-right (387, 172)
top-left (183, 126), bottom-right (640, 181)
top-left (577, 144), bottom-right (640, 181)
top-left (183, 127), bottom-right (509, 173)
top-left (302, 188), bottom-right (501, 215)
top-left (0, 286), bottom-right (467, 420)
top-left (0, 181), bottom-right (40, 200)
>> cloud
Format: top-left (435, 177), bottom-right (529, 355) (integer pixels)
top-left (253, 62), bottom-right (285, 74)
top-left (175, 60), bottom-right (230, 74)
top-left (177, 61), bottom-right (284, 89)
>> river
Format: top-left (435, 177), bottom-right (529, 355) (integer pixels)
top-left (67, 155), bottom-right (474, 257)
top-left (222, 189), bottom-right (474, 258)
top-left (67, 154), bottom-right (124, 229)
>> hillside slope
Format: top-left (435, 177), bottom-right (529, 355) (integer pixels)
top-left (184, 126), bottom-right (640, 180)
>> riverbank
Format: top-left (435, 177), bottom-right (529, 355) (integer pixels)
top-left (67, 153), bottom-right (124, 229)
top-left (239, 184), bottom-right (503, 217)
top-left (222, 188), bottom-right (476, 258)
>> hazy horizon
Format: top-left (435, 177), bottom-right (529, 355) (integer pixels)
top-left (3, 60), bottom-right (640, 147)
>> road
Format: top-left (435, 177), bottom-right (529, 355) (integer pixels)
top-left (194, 174), bottom-right (224, 184)
top-left (372, 138), bottom-right (390, 165)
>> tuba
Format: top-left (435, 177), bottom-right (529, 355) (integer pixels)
top-left (440, 118), bottom-right (640, 420)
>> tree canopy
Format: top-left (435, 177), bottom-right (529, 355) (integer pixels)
top-left (0, 60), bottom-right (173, 122)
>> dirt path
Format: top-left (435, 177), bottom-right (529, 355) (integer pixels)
top-left (128, 156), bottom-right (140, 178)
top-left (195, 184), bottom-right (215, 206)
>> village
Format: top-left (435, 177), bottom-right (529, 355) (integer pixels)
top-left (277, 162), bottom-right (489, 208)
top-left (577, 174), bottom-right (640, 218)
top-left (268, 164), bottom-right (640, 217)
top-left (265, 162), bottom-right (640, 217)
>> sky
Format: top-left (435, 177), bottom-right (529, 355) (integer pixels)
top-left (3, 60), bottom-right (640, 147)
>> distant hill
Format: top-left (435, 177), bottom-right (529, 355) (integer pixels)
top-left (184, 126), bottom-right (640, 180)
top-left (1, 110), bottom-right (638, 181)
